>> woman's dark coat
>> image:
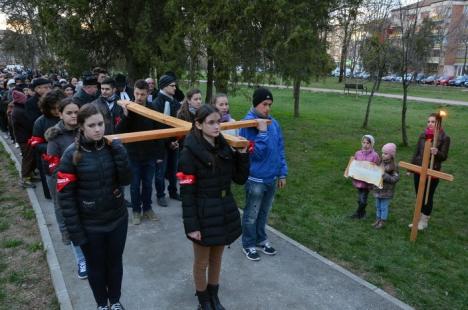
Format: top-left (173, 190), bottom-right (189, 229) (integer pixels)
top-left (178, 133), bottom-right (249, 246)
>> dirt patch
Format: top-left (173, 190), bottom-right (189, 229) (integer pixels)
top-left (0, 144), bottom-right (58, 309)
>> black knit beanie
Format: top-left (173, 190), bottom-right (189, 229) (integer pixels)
top-left (252, 87), bottom-right (273, 106)
top-left (158, 75), bottom-right (176, 90)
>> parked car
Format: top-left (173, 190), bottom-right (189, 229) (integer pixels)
top-left (448, 75), bottom-right (468, 87)
top-left (382, 74), bottom-right (397, 81)
top-left (436, 75), bottom-right (454, 86)
top-left (360, 72), bottom-right (370, 79)
top-left (421, 75), bottom-right (437, 84)
top-left (415, 73), bottom-right (426, 84)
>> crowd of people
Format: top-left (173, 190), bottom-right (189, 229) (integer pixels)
top-left (0, 66), bottom-right (450, 310)
top-left (0, 67), bottom-right (288, 310)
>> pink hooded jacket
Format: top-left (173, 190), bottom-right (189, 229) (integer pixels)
top-left (352, 149), bottom-right (380, 189)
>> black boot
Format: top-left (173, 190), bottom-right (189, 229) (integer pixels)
top-left (196, 290), bottom-right (213, 310)
top-left (350, 203), bottom-right (366, 219)
top-left (207, 284), bottom-right (226, 310)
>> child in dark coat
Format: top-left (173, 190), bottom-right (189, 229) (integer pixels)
top-left (372, 143), bottom-right (399, 229)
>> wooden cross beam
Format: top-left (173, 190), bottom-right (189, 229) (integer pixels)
top-left (104, 101), bottom-right (270, 148)
top-left (399, 140), bottom-right (454, 241)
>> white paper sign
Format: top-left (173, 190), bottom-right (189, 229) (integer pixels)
top-left (344, 157), bottom-right (384, 188)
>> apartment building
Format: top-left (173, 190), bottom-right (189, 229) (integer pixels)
top-left (391, 0), bottom-right (468, 76)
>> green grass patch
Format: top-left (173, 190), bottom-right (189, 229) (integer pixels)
top-left (28, 242), bottom-right (43, 253)
top-left (302, 77), bottom-right (468, 101)
top-left (21, 206), bottom-right (35, 220)
top-left (224, 87), bottom-right (467, 309)
top-left (0, 221), bottom-right (8, 233)
top-left (1, 239), bottom-right (24, 249)
top-left (7, 271), bottom-right (27, 286)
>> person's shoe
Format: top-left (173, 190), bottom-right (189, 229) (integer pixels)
top-left (110, 302), bottom-right (125, 310)
top-left (372, 219), bottom-right (380, 227)
top-left (207, 284), bottom-right (225, 310)
top-left (196, 290), bottom-right (213, 310)
top-left (169, 192), bottom-right (181, 201)
top-left (242, 248), bottom-right (260, 261)
top-left (418, 214), bottom-right (430, 230)
top-left (157, 196), bottom-right (168, 207)
top-left (14, 143), bottom-right (20, 148)
top-left (142, 209), bottom-right (160, 221)
top-left (97, 306), bottom-right (109, 310)
top-left (375, 220), bottom-right (385, 229)
top-left (19, 178), bottom-right (36, 188)
top-left (258, 242), bottom-right (277, 255)
top-left (77, 260), bottom-right (87, 279)
top-left (61, 231), bottom-right (71, 245)
top-left (132, 212), bottom-right (141, 225)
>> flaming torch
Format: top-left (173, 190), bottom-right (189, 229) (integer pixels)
top-left (425, 110), bottom-right (446, 204)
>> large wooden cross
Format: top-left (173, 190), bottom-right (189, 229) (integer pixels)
top-left (104, 101), bottom-right (269, 148)
top-left (399, 140), bottom-right (453, 241)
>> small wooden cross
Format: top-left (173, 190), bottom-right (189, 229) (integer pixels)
top-left (104, 101), bottom-right (270, 148)
top-left (399, 140), bottom-right (453, 241)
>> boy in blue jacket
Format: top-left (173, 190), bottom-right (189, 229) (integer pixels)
top-left (239, 87), bottom-right (288, 261)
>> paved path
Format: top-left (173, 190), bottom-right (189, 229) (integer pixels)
top-left (242, 82), bottom-right (468, 107)
top-left (0, 136), bottom-right (413, 310)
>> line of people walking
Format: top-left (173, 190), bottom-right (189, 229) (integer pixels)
top-left (1, 69), bottom-right (288, 310)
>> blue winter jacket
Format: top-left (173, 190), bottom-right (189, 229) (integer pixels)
top-left (239, 108), bottom-right (288, 183)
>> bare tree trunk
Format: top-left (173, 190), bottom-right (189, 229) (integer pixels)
top-left (338, 21), bottom-right (350, 83)
top-left (401, 82), bottom-right (409, 146)
top-left (205, 48), bottom-right (214, 104)
top-left (293, 78), bottom-right (301, 117)
top-left (463, 43), bottom-right (468, 75)
top-left (362, 77), bottom-right (379, 128)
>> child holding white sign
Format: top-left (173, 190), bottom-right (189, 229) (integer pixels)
top-left (350, 135), bottom-right (380, 219)
top-left (372, 143), bottom-right (399, 229)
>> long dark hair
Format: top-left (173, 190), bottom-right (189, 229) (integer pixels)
top-left (177, 88), bottom-right (202, 122)
top-left (72, 104), bottom-right (103, 165)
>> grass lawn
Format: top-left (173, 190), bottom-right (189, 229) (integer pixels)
top-left (0, 143), bottom-right (58, 309)
top-left (302, 77), bottom-right (468, 102)
top-left (223, 87), bottom-right (467, 309)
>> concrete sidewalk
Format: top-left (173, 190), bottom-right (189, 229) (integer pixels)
top-left (1, 136), bottom-right (413, 310)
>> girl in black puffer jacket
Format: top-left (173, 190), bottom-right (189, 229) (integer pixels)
top-left (178, 105), bottom-right (249, 310)
top-left (57, 104), bottom-right (131, 310)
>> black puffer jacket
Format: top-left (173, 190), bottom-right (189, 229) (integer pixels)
top-left (178, 133), bottom-right (249, 246)
top-left (57, 138), bottom-right (131, 246)
top-left (412, 131), bottom-right (450, 171)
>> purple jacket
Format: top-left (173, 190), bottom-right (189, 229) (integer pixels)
top-left (352, 149), bottom-right (380, 189)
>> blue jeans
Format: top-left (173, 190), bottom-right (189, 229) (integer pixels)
top-left (71, 242), bottom-right (85, 264)
top-left (375, 198), bottom-right (391, 220)
top-left (129, 159), bottom-right (155, 212)
top-left (242, 179), bottom-right (276, 249)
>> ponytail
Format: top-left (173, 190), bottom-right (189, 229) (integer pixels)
top-left (72, 130), bottom-right (82, 165)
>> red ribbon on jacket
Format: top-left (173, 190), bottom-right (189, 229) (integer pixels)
top-left (42, 154), bottom-right (60, 174)
top-left (176, 172), bottom-right (196, 185)
top-left (248, 140), bottom-right (255, 154)
top-left (114, 116), bottom-right (122, 126)
top-left (28, 136), bottom-right (46, 147)
top-left (56, 171), bottom-right (77, 192)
